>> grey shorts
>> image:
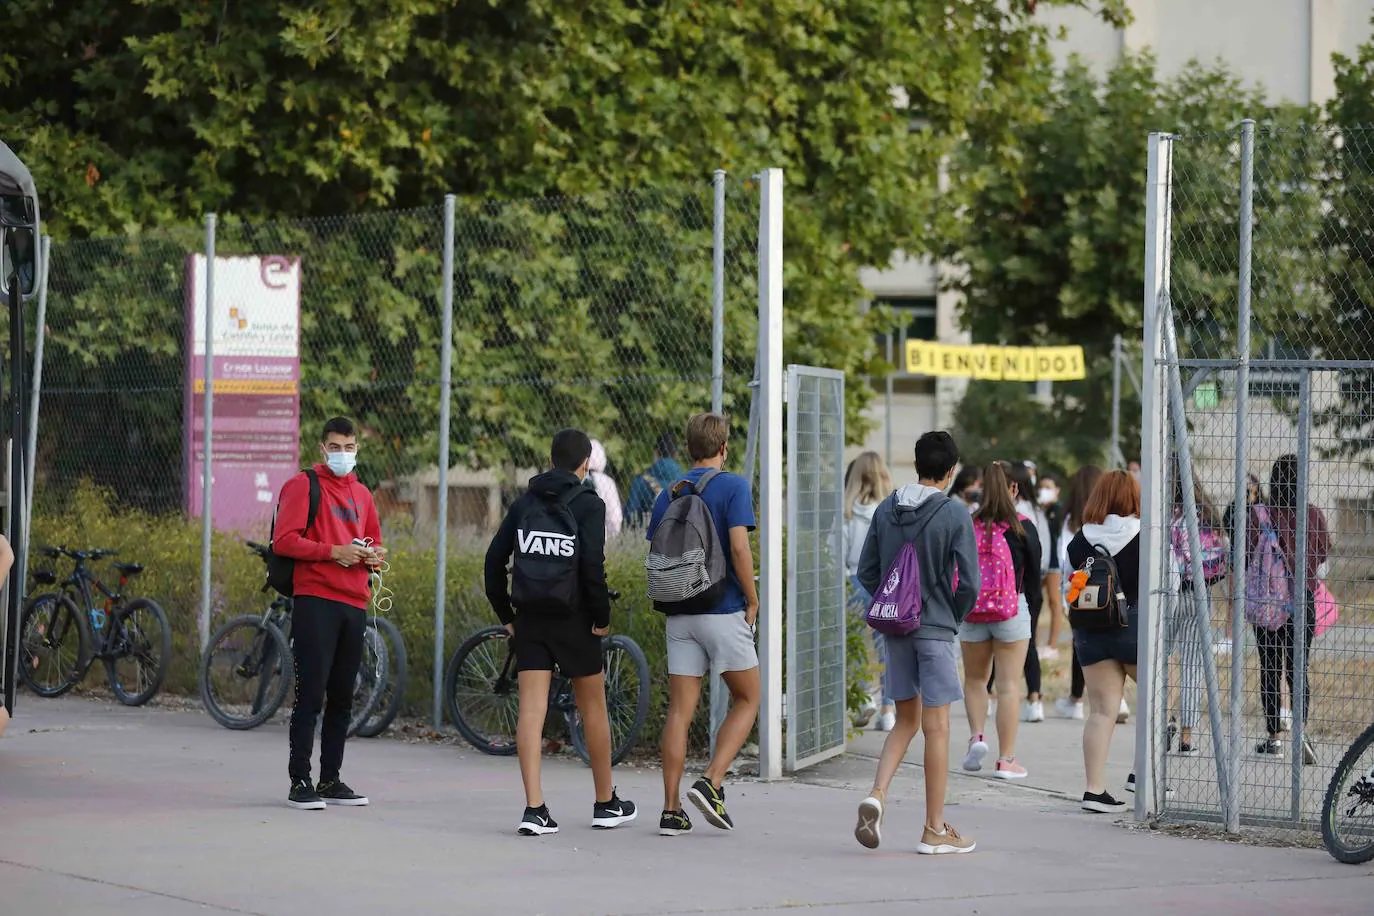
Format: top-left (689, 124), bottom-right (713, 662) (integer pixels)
top-left (882, 635), bottom-right (963, 707)
top-left (666, 611), bottom-right (759, 677)
top-left (958, 595), bottom-right (1032, 644)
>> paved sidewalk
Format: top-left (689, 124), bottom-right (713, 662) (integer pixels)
top-left (1, 698), bottom-right (1369, 915)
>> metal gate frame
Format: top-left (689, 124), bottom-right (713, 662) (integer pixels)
top-left (784, 364), bottom-right (847, 772)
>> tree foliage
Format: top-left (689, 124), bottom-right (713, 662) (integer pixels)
top-left (4, 0), bottom-right (1130, 507)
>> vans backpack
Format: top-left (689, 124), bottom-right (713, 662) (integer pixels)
top-left (266, 469), bottom-right (321, 598)
top-left (511, 488), bottom-right (582, 615)
top-left (966, 520), bottom-right (1019, 624)
top-left (1067, 544), bottom-right (1129, 632)
top-left (1244, 504), bottom-right (1291, 631)
top-left (645, 470), bottom-right (728, 614)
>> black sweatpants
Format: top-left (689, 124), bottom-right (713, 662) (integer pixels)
top-left (1256, 607), bottom-right (1317, 738)
top-left (289, 595), bottom-right (367, 782)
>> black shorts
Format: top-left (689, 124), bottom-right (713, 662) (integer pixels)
top-left (512, 615), bottom-right (604, 678)
top-left (1073, 607), bottom-right (1140, 668)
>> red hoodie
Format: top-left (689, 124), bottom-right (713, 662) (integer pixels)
top-left (273, 464), bottom-right (382, 609)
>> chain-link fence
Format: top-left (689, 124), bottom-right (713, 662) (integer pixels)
top-left (1143, 124), bottom-right (1374, 839)
top-left (27, 175), bottom-right (761, 746)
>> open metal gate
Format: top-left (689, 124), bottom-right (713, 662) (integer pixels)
top-left (784, 364), bottom-right (846, 772)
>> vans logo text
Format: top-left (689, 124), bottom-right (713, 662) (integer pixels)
top-left (518, 530), bottom-right (576, 557)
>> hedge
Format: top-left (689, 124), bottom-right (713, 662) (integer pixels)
top-left (30, 482), bottom-right (870, 753)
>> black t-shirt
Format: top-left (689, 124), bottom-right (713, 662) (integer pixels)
top-left (1067, 530), bottom-right (1141, 608)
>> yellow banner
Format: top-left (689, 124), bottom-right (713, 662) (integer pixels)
top-left (904, 342), bottom-right (1086, 381)
top-left (192, 379), bottom-right (300, 395)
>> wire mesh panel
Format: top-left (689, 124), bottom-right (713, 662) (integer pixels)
top-left (1146, 125), bottom-right (1374, 838)
top-left (785, 365), bottom-right (846, 772)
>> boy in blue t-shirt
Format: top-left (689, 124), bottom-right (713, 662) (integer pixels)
top-left (645, 413), bottom-right (757, 836)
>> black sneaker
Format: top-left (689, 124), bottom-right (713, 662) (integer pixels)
top-left (1124, 773), bottom-right (1173, 796)
top-left (659, 809), bottom-right (693, 837)
top-left (317, 779), bottom-right (369, 806)
top-left (1256, 738), bottom-right (1284, 757)
top-left (592, 789), bottom-right (638, 829)
top-left (686, 777), bottom-right (733, 831)
top-left (518, 805), bottom-right (559, 836)
top-left (288, 778), bottom-right (325, 811)
top-left (1082, 791), bottom-right (1128, 814)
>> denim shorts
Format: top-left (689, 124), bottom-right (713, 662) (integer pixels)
top-left (1073, 607), bottom-right (1140, 667)
top-left (959, 595), bottom-right (1032, 643)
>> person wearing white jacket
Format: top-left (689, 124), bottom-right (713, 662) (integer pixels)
top-left (587, 439), bottom-right (624, 539)
top-left (844, 452), bottom-right (894, 731)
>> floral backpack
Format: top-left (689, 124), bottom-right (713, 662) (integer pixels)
top-left (966, 520), bottom-right (1019, 624)
top-left (1245, 503), bottom-right (1292, 631)
top-left (1170, 516), bottom-right (1229, 584)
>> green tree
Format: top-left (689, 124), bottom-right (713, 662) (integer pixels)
top-left (945, 52), bottom-right (1322, 468)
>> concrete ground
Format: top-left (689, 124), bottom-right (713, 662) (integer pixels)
top-left (2, 696), bottom-right (1370, 916)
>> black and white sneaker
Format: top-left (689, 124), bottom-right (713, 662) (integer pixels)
top-left (288, 778), bottom-right (326, 811)
top-left (687, 777), bottom-right (734, 830)
top-left (1125, 773), bottom-right (1135, 793)
top-left (518, 805), bottom-right (559, 836)
top-left (592, 789), bottom-right (638, 829)
top-left (1082, 791), bottom-right (1128, 814)
top-left (659, 809), bottom-right (693, 836)
top-left (317, 779), bottom-right (369, 806)
top-left (1176, 742), bottom-right (1199, 756)
top-left (1256, 738), bottom-right (1284, 758)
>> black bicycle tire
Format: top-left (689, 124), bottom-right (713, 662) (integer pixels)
top-left (200, 615), bottom-right (293, 730)
top-left (1322, 720), bottom-right (1374, 865)
top-left (104, 597), bottom-right (173, 707)
top-left (357, 617), bottom-right (407, 738)
top-left (568, 634), bottom-right (651, 767)
top-left (446, 625), bottom-right (520, 756)
top-left (346, 622), bottom-right (388, 737)
top-left (17, 592), bottom-right (90, 698)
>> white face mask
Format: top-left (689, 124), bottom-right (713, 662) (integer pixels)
top-left (1038, 487), bottom-right (1057, 506)
top-left (325, 451), bottom-right (357, 477)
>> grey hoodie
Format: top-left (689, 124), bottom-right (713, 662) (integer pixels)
top-left (857, 483), bottom-right (981, 642)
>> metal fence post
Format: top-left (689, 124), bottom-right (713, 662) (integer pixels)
top-left (1291, 369), bottom-right (1312, 824)
top-left (1228, 119), bottom-right (1256, 835)
top-left (434, 195), bottom-right (456, 730)
top-left (199, 213), bottom-right (217, 654)
top-left (22, 235), bottom-right (50, 559)
top-left (1136, 132), bottom-right (1173, 820)
top-left (711, 170), bottom-right (726, 415)
top-left (1162, 297), bottom-right (1233, 816)
top-left (1111, 334), bottom-right (1124, 468)
top-left (758, 168), bottom-right (785, 782)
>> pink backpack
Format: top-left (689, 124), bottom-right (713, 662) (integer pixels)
top-left (966, 520), bottom-right (1020, 623)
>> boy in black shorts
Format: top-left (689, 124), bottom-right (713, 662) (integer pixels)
top-left (485, 428), bottom-right (637, 835)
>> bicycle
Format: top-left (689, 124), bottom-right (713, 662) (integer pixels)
top-left (1321, 720), bottom-right (1374, 864)
top-left (356, 614), bottom-right (407, 738)
top-left (20, 546), bottom-right (171, 706)
top-left (198, 541), bottom-right (386, 734)
top-left (444, 591), bottom-right (650, 766)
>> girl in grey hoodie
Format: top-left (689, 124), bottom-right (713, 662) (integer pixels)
top-left (844, 452), bottom-right (894, 730)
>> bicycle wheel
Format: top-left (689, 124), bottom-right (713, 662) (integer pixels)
top-left (445, 626), bottom-right (520, 755)
top-left (105, 598), bottom-right (172, 707)
top-left (1322, 721), bottom-right (1374, 864)
top-left (200, 615), bottom-right (293, 730)
top-left (569, 635), bottom-right (651, 767)
top-left (357, 617), bottom-right (407, 738)
top-left (347, 622), bottom-right (388, 737)
top-left (18, 592), bottom-right (89, 697)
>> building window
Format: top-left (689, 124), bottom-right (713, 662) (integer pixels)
top-left (876, 297), bottom-right (937, 395)
top-left (1248, 335), bottom-right (1307, 400)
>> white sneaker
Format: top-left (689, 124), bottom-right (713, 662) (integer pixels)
top-left (1055, 697), bottom-right (1085, 720)
top-left (1213, 637), bottom-right (1233, 656)
top-left (1280, 708), bottom-right (1293, 732)
top-left (1021, 700), bottom-right (1045, 723)
top-left (1117, 698), bottom-right (1130, 724)
top-left (875, 709), bottom-right (896, 732)
top-left (1037, 646), bottom-right (1061, 662)
top-left (855, 795), bottom-right (884, 849)
top-left (963, 734), bottom-right (990, 772)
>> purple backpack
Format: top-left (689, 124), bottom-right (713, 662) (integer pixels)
top-left (865, 542), bottom-right (923, 636)
top-left (1245, 504), bottom-right (1292, 631)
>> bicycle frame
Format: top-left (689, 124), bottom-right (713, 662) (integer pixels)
top-left (60, 562), bottom-right (130, 661)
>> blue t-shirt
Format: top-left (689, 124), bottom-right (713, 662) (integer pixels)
top-left (645, 467), bottom-right (756, 614)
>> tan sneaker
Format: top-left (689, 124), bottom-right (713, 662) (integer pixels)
top-left (854, 794), bottom-right (884, 849)
top-left (917, 821), bottom-right (976, 855)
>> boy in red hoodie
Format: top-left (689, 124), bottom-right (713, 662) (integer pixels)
top-left (272, 417), bottom-right (384, 810)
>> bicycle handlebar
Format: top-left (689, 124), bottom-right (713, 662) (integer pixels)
top-left (245, 540), bottom-right (270, 557)
top-left (37, 545), bottom-right (118, 561)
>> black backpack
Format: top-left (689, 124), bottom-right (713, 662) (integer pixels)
top-left (1068, 543), bottom-right (1130, 632)
top-left (510, 488), bottom-right (581, 615)
top-left (266, 470), bottom-right (321, 598)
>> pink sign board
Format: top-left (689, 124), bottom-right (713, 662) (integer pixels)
top-left (184, 255), bottom-right (302, 536)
